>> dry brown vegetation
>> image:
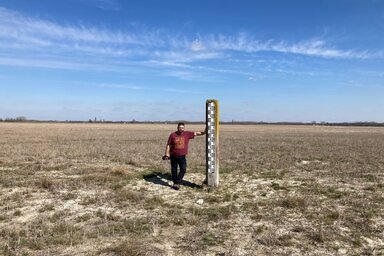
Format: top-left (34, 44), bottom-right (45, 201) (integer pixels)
top-left (0, 123), bottom-right (383, 255)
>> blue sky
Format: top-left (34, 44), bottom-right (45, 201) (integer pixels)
top-left (0, 0), bottom-right (383, 122)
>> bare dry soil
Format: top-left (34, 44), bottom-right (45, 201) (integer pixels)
top-left (0, 123), bottom-right (383, 255)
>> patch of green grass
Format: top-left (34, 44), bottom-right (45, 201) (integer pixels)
top-left (113, 189), bottom-right (146, 206)
top-left (61, 192), bottom-right (77, 200)
top-left (143, 196), bottom-right (167, 210)
top-left (95, 217), bottom-right (153, 237)
top-left (48, 210), bottom-right (70, 223)
top-left (277, 195), bottom-right (308, 209)
top-left (307, 229), bottom-right (325, 244)
top-left (191, 205), bottom-right (234, 221)
top-left (256, 227), bottom-right (293, 247)
top-left (0, 213), bottom-right (9, 222)
top-left (258, 169), bottom-right (287, 179)
top-left (4, 192), bottom-right (23, 204)
top-left (323, 209), bottom-right (340, 224)
top-left (110, 168), bottom-right (125, 176)
top-left (38, 203), bottom-right (55, 212)
top-left (203, 232), bottom-right (224, 246)
top-left (13, 209), bottom-right (22, 216)
top-left (362, 174), bottom-right (376, 182)
top-left (49, 221), bottom-right (83, 246)
top-left (36, 176), bottom-right (55, 190)
top-left (0, 219), bottom-right (84, 252)
top-left (104, 238), bottom-right (165, 256)
top-left (277, 234), bottom-right (293, 247)
top-left (301, 183), bottom-right (349, 200)
top-left (204, 194), bottom-right (222, 203)
top-left (271, 181), bottom-right (289, 190)
top-left (79, 195), bottom-right (99, 206)
top-left (291, 225), bottom-right (305, 233)
top-left (222, 192), bottom-right (239, 202)
top-left (80, 173), bottom-right (120, 186)
top-left (325, 186), bottom-right (348, 199)
top-left (241, 201), bottom-right (259, 212)
top-left (76, 213), bottom-right (92, 223)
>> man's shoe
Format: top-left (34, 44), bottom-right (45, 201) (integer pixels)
top-left (171, 183), bottom-right (180, 190)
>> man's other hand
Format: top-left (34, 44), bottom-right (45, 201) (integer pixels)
top-left (162, 155), bottom-right (170, 160)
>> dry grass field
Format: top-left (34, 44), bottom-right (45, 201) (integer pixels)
top-left (0, 123), bottom-right (383, 255)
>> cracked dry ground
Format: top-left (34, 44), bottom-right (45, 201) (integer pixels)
top-left (0, 123), bottom-right (383, 255)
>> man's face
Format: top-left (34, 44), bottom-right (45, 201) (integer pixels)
top-left (177, 125), bottom-right (185, 133)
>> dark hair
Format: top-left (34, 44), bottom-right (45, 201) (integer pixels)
top-left (177, 122), bottom-right (185, 127)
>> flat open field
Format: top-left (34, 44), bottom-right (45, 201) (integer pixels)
top-left (0, 123), bottom-right (383, 255)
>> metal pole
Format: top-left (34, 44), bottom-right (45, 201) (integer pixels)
top-left (206, 99), bottom-right (219, 188)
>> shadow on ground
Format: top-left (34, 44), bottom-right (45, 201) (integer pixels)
top-left (143, 171), bottom-right (203, 189)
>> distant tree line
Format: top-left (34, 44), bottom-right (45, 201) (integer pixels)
top-left (1, 116), bottom-right (384, 127)
top-left (0, 116), bottom-right (28, 122)
top-left (220, 121), bottom-right (384, 127)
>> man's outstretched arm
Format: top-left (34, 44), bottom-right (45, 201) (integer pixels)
top-left (194, 127), bottom-right (207, 136)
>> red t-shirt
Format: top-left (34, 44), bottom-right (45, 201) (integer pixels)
top-left (167, 131), bottom-right (195, 156)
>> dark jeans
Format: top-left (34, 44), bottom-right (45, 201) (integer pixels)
top-left (170, 155), bottom-right (187, 184)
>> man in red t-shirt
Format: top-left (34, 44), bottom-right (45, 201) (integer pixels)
top-left (163, 122), bottom-right (206, 190)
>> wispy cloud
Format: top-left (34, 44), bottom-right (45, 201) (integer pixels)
top-left (95, 82), bottom-right (203, 94)
top-left (161, 88), bottom-right (202, 94)
top-left (191, 39), bottom-right (205, 51)
top-left (0, 56), bottom-right (102, 71)
top-left (151, 50), bottom-right (222, 63)
top-left (0, 7), bottom-right (376, 60)
top-left (339, 79), bottom-right (384, 89)
top-left (94, 83), bottom-right (144, 90)
top-left (0, 5), bottom-right (380, 82)
top-left (62, 80), bottom-right (203, 94)
top-left (195, 34), bottom-right (372, 59)
top-left (0, 7), bottom-right (153, 49)
top-left (269, 40), bottom-right (371, 59)
top-left (93, 0), bottom-right (120, 11)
